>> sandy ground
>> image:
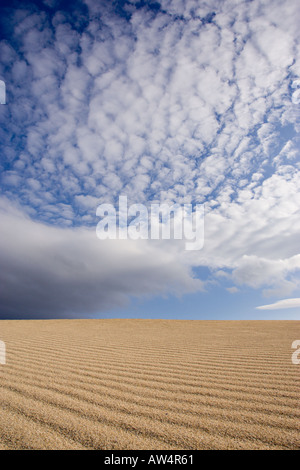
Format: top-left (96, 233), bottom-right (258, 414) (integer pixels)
top-left (0, 319), bottom-right (299, 450)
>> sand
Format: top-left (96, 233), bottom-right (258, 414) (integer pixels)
top-left (0, 319), bottom-right (299, 450)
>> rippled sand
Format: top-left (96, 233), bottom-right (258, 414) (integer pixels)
top-left (0, 319), bottom-right (299, 450)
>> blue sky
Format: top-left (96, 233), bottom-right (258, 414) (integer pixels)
top-left (0, 0), bottom-right (300, 319)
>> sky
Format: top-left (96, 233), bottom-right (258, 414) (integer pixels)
top-left (0, 0), bottom-right (300, 320)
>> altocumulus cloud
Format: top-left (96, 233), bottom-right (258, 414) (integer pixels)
top-left (0, 0), bottom-right (299, 318)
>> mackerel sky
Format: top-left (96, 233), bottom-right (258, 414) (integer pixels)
top-left (0, 0), bottom-right (300, 319)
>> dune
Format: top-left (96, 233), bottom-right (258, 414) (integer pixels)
top-left (0, 319), bottom-right (299, 450)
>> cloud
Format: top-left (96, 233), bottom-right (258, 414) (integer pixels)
top-left (190, 166), bottom-right (300, 296)
top-left (256, 298), bottom-right (300, 310)
top-left (0, 198), bottom-right (203, 318)
top-left (1, 0), bottom-right (299, 217)
top-left (227, 287), bottom-right (239, 294)
top-left (0, 0), bottom-right (299, 317)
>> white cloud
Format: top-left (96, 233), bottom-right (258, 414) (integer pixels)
top-left (256, 298), bottom-right (300, 310)
top-left (1, 0), bottom-right (298, 215)
top-left (227, 287), bottom-right (239, 294)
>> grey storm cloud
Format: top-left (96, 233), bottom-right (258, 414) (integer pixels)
top-left (0, 200), bottom-right (203, 318)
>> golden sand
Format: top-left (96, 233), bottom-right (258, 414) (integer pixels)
top-left (0, 319), bottom-right (299, 450)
